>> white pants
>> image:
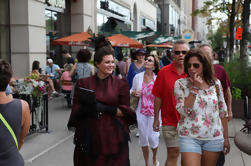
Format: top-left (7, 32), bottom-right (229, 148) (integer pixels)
top-left (137, 112), bottom-right (159, 148)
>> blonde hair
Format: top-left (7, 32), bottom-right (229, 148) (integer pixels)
top-left (64, 64), bottom-right (72, 71)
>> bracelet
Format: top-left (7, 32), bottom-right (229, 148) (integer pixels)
top-left (190, 90), bottom-right (198, 96)
top-left (189, 86), bottom-right (199, 96)
top-left (224, 138), bottom-right (229, 141)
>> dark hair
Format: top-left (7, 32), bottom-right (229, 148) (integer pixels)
top-left (145, 54), bottom-right (160, 75)
top-left (93, 35), bottom-right (114, 66)
top-left (130, 49), bottom-right (137, 60)
top-left (76, 49), bottom-right (91, 63)
top-left (184, 48), bottom-right (215, 85)
top-left (117, 53), bottom-right (124, 61)
top-left (94, 45), bottom-right (114, 66)
top-left (0, 60), bottom-right (13, 91)
top-left (32, 60), bottom-right (40, 70)
top-left (62, 50), bottom-right (69, 54)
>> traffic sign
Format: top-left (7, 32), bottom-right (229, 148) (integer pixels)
top-left (236, 27), bottom-right (243, 40)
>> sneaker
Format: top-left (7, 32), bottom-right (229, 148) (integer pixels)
top-left (153, 161), bottom-right (159, 166)
top-left (52, 91), bottom-right (59, 97)
top-left (136, 132), bottom-right (139, 137)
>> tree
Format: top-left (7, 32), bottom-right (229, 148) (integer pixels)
top-left (240, 0), bottom-right (250, 59)
top-left (207, 23), bottom-right (227, 52)
top-left (192, 0), bottom-right (243, 59)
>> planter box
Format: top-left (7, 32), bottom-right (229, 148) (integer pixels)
top-left (232, 99), bottom-right (251, 119)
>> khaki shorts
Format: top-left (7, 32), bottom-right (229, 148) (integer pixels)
top-left (162, 126), bottom-right (179, 147)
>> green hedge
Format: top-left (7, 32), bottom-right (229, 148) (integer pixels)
top-left (224, 56), bottom-right (251, 97)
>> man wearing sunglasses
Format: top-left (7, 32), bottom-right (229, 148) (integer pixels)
top-left (200, 44), bottom-right (232, 166)
top-left (152, 40), bottom-right (189, 166)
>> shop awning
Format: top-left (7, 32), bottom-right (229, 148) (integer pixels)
top-left (53, 32), bottom-right (91, 46)
top-left (145, 44), bottom-right (173, 48)
top-left (153, 35), bottom-right (174, 44)
top-left (119, 31), bottom-right (158, 40)
top-left (107, 34), bottom-right (143, 48)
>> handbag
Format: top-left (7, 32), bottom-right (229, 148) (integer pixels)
top-left (130, 94), bottom-right (139, 112)
top-left (0, 113), bottom-right (18, 148)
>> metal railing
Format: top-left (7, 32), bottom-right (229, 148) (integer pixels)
top-left (13, 93), bottom-right (49, 135)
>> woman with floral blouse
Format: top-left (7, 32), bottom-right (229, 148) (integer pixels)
top-left (174, 48), bottom-right (230, 166)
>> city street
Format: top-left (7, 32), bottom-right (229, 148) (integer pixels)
top-left (20, 95), bottom-right (251, 166)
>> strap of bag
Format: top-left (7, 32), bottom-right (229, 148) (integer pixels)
top-left (215, 84), bottom-right (220, 99)
top-left (0, 113), bottom-right (18, 148)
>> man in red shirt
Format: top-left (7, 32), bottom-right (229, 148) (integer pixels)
top-left (152, 40), bottom-right (189, 166)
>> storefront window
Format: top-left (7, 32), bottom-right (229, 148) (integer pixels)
top-left (45, 0), bottom-right (71, 66)
top-left (0, 0), bottom-right (10, 62)
top-left (97, 0), bottom-right (131, 22)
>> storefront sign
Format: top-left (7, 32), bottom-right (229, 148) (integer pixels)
top-left (46, 0), bottom-right (65, 9)
top-left (182, 29), bottom-right (194, 42)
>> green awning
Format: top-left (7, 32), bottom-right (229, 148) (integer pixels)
top-left (153, 35), bottom-right (174, 44)
top-left (119, 31), bottom-right (159, 40)
top-left (153, 35), bottom-right (181, 44)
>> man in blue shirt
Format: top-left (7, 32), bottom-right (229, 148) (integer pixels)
top-left (45, 59), bottom-right (61, 93)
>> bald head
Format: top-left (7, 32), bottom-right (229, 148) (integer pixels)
top-left (200, 44), bottom-right (213, 61)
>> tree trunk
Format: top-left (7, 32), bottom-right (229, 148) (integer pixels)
top-left (229, 0), bottom-right (236, 60)
top-left (240, 0), bottom-right (250, 59)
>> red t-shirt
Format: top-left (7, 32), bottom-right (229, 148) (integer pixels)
top-left (214, 64), bottom-right (231, 92)
top-left (152, 62), bottom-right (187, 127)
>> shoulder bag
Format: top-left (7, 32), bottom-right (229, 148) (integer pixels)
top-left (0, 113), bottom-right (18, 148)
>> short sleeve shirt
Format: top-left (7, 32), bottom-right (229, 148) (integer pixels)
top-left (213, 64), bottom-right (231, 92)
top-left (152, 62), bottom-right (187, 127)
top-left (45, 64), bottom-right (60, 80)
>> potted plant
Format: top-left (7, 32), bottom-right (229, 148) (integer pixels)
top-left (231, 87), bottom-right (245, 118)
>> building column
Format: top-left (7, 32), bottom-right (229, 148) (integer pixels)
top-left (70, 0), bottom-right (96, 53)
top-left (10, 0), bottom-right (46, 78)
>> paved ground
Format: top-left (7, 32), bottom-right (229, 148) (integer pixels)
top-left (20, 96), bottom-right (251, 166)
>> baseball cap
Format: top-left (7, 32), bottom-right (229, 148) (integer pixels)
top-left (135, 49), bottom-right (146, 55)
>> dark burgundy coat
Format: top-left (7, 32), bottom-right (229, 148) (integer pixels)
top-left (68, 75), bottom-right (136, 166)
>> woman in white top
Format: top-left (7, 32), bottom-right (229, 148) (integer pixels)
top-left (131, 54), bottom-right (160, 166)
top-left (174, 48), bottom-right (230, 166)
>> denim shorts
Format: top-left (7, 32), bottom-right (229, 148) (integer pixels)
top-left (179, 137), bottom-right (224, 154)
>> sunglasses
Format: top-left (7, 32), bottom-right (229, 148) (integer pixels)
top-left (145, 58), bottom-right (154, 63)
top-left (187, 63), bottom-right (200, 69)
top-left (174, 51), bottom-right (187, 55)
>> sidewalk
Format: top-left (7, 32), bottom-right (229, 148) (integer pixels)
top-left (20, 96), bottom-right (251, 166)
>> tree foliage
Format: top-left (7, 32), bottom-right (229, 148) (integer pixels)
top-left (207, 23), bottom-right (227, 52)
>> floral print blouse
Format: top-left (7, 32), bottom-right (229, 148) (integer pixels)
top-left (174, 78), bottom-right (228, 140)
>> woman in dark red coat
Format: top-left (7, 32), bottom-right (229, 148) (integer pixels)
top-left (68, 36), bottom-right (136, 166)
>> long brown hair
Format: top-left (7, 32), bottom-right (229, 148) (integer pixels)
top-left (184, 48), bottom-right (215, 85)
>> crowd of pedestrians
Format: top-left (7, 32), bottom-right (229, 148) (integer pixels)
top-left (64, 37), bottom-right (231, 166)
top-left (0, 34), bottom-right (232, 166)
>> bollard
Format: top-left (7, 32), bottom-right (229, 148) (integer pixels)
top-left (244, 96), bottom-right (249, 120)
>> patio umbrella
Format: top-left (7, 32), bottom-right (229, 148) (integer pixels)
top-left (145, 44), bottom-right (173, 48)
top-left (53, 32), bottom-right (92, 46)
top-left (107, 34), bottom-right (143, 48)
